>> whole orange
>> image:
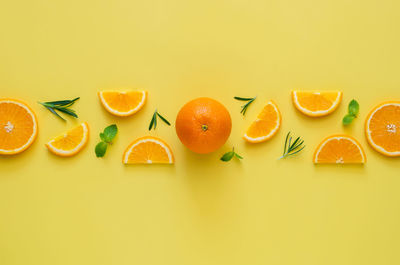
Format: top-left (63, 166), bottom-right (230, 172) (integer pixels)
top-left (175, 97), bottom-right (232, 154)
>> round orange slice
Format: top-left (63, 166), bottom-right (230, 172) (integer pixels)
top-left (0, 99), bottom-right (38, 155)
top-left (243, 101), bottom-right (281, 143)
top-left (313, 135), bottom-right (366, 164)
top-left (365, 102), bottom-right (400, 156)
top-left (46, 122), bottom-right (89, 156)
top-left (123, 136), bottom-right (174, 164)
top-left (98, 90), bottom-right (147, 116)
top-left (292, 90), bottom-right (342, 117)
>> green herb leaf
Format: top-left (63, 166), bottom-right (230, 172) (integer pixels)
top-left (95, 141), bottom-right (108, 157)
top-left (348, 99), bottom-right (359, 116)
top-left (220, 147), bottom-right (243, 162)
top-left (102, 124), bottom-right (118, 143)
top-left (342, 114), bottom-right (355, 125)
top-left (234, 96), bottom-right (256, 116)
top-left (149, 110), bottom-right (171, 130)
top-left (279, 132), bottom-right (305, 159)
top-left (39, 97), bottom-right (80, 121)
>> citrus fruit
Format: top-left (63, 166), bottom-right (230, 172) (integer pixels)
top-left (313, 135), bottom-right (366, 164)
top-left (45, 122), bottom-right (89, 156)
top-left (0, 99), bottom-right (38, 155)
top-left (123, 136), bottom-right (174, 164)
top-left (98, 90), bottom-right (147, 116)
top-left (243, 101), bottom-right (281, 143)
top-left (292, 90), bottom-right (342, 117)
top-left (365, 102), bottom-right (400, 156)
top-left (175, 97), bottom-right (232, 154)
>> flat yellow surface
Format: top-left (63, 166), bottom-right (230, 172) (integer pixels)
top-left (1, 0), bottom-right (400, 264)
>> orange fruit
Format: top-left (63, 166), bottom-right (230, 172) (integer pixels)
top-left (243, 101), bottom-right (281, 143)
top-left (313, 135), bottom-right (366, 164)
top-left (98, 90), bottom-right (147, 116)
top-left (45, 122), bottom-right (89, 156)
top-left (123, 136), bottom-right (174, 164)
top-left (365, 102), bottom-right (400, 156)
top-left (292, 90), bottom-right (342, 117)
top-left (0, 99), bottom-right (38, 155)
top-left (175, 97), bottom-right (232, 154)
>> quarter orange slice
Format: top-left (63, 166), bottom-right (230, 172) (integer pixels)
top-left (313, 135), bottom-right (366, 164)
top-left (365, 102), bottom-right (400, 156)
top-left (0, 99), bottom-right (38, 155)
top-left (243, 101), bottom-right (281, 143)
top-left (46, 122), bottom-right (89, 156)
top-left (123, 136), bottom-right (174, 164)
top-left (98, 90), bottom-right (147, 116)
top-left (292, 90), bottom-right (342, 117)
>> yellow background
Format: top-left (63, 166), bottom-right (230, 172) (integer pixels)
top-left (1, 0), bottom-right (400, 264)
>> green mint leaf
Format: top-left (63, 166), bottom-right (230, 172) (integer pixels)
top-left (220, 151), bottom-right (234, 162)
top-left (103, 124), bottom-right (118, 143)
top-left (343, 114), bottom-right (355, 125)
top-left (99, 132), bottom-right (106, 142)
top-left (234, 152), bottom-right (243, 159)
top-left (348, 100), bottom-right (359, 116)
top-left (95, 141), bottom-right (108, 157)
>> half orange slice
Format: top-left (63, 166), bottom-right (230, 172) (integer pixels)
top-left (46, 122), bottom-right (89, 156)
top-left (292, 91), bottom-right (342, 117)
top-left (98, 90), bottom-right (147, 116)
top-left (365, 102), bottom-right (400, 156)
top-left (123, 136), bottom-right (174, 164)
top-left (0, 99), bottom-right (38, 155)
top-left (243, 101), bottom-right (281, 143)
top-left (313, 135), bottom-right (366, 164)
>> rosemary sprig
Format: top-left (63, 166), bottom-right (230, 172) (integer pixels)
top-left (234, 96), bottom-right (256, 115)
top-left (39, 97), bottom-right (80, 121)
top-left (279, 132), bottom-right (305, 159)
top-left (149, 109), bottom-right (171, 130)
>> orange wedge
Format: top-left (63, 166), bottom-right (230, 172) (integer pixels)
top-left (123, 136), bottom-right (174, 164)
top-left (46, 122), bottom-right (89, 156)
top-left (243, 101), bottom-right (281, 143)
top-left (365, 102), bottom-right (400, 156)
top-left (292, 90), bottom-right (342, 117)
top-left (0, 99), bottom-right (38, 155)
top-left (98, 90), bottom-right (147, 116)
top-left (313, 135), bottom-right (366, 164)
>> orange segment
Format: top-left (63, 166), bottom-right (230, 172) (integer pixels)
top-left (0, 99), bottom-right (38, 155)
top-left (292, 90), bottom-right (342, 117)
top-left (46, 122), bottom-right (89, 156)
top-left (123, 136), bottom-right (174, 164)
top-left (314, 135), bottom-right (366, 164)
top-left (98, 90), bottom-right (147, 116)
top-left (365, 102), bottom-right (400, 156)
top-left (243, 101), bottom-right (281, 143)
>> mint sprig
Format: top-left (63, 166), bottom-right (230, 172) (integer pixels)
top-left (95, 124), bottom-right (118, 157)
top-left (343, 100), bottom-right (359, 125)
top-left (220, 147), bottom-right (243, 162)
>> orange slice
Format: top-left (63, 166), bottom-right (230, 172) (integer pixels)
top-left (365, 102), bottom-right (400, 156)
top-left (123, 136), bottom-right (174, 164)
top-left (98, 90), bottom-right (147, 116)
top-left (45, 122), bottom-right (89, 156)
top-left (313, 135), bottom-right (366, 164)
top-left (0, 99), bottom-right (38, 155)
top-left (292, 90), bottom-right (342, 117)
top-left (243, 101), bottom-right (281, 143)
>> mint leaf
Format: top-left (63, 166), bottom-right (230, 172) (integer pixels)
top-left (220, 151), bottom-right (234, 162)
top-left (102, 124), bottom-right (118, 143)
top-left (343, 114), bottom-right (355, 125)
top-left (348, 100), bottom-right (359, 116)
top-left (95, 141), bottom-right (108, 157)
top-left (234, 153), bottom-right (243, 159)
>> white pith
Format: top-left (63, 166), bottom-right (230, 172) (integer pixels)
top-left (366, 102), bottom-right (400, 156)
top-left (99, 91), bottom-right (146, 116)
top-left (0, 100), bottom-right (38, 154)
top-left (293, 91), bottom-right (342, 116)
top-left (123, 137), bottom-right (173, 164)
